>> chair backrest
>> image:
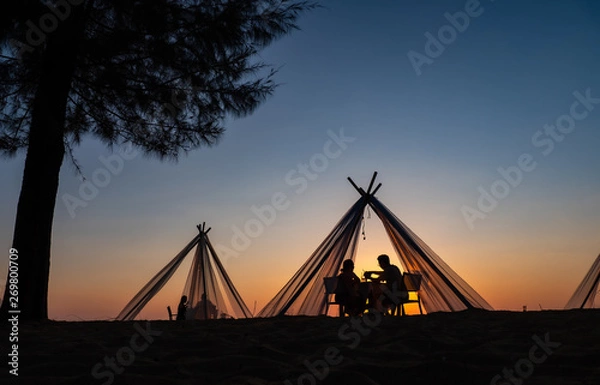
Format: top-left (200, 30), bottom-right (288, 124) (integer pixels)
top-left (323, 277), bottom-right (339, 295)
top-left (403, 273), bottom-right (422, 291)
top-left (167, 305), bottom-right (174, 321)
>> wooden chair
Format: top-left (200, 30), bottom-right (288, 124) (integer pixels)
top-left (323, 277), bottom-right (344, 317)
top-left (393, 273), bottom-right (423, 316)
top-left (167, 305), bottom-right (176, 320)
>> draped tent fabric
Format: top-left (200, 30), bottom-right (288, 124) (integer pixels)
top-left (182, 230), bottom-right (253, 319)
top-left (368, 196), bottom-right (493, 312)
top-left (258, 172), bottom-right (493, 317)
top-left (565, 254), bottom-right (600, 309)
top-left (116, 234), bottom-right (201, 321)
top-left (117, 224), bottom-right (251, 321)
top-left (257, 198), bottom-right (367, 317)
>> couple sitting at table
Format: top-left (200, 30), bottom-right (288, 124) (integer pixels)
top-left (335, 254), bottom-right (407, 315)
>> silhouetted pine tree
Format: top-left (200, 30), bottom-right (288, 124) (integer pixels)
top-left (0, 0), bottom-right (316, 320)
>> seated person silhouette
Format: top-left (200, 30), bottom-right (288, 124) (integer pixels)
top-left (176, 295), bottom-right (188, 320)
top-left (335, 259), bottom-right (365, 316)
top-left (194, 293), bottom-right (218, 320)
top-left (365, 254), bottom-right (407, 312)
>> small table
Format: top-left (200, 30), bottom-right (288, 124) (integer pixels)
top-left (358, 282), bottom-right (372, 298)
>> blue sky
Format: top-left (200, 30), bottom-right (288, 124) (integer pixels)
top-left (1, 0), bottom-right (599, 319)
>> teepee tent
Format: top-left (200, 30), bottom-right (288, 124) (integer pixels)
top-left (117, 223), bottom-right (252, 320)
top-left (258, 172), bottom-right (493, 317)
top-left (565, 253), bottom-right (600, 309)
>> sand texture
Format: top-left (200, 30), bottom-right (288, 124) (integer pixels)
top-left (4, 309), bottom-right (600, 385)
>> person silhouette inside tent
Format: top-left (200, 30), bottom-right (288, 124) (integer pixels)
top-left (176, 295), bottom-right (188, 320)
top-left (364, 254), bottom-right (407, 312)
top-left (194, 293), bottom-right (218, 320)
top-left (335, 259), bottom-right (365, 316)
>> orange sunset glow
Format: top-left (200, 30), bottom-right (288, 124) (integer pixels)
top-left (42, 178), bottom-right (598, 321)
top-left (1, 1), bottom-right (599, 322)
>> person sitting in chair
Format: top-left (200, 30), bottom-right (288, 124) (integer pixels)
top-left (335, 259), bottom-right (365, 316)
top-left (176, 295), bottom-right (188, 320)
top-left (365, 254), bottom-right (407, 312)
top-left (194, 293), bottom-right (218, 320)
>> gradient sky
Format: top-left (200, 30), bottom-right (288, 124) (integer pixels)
top-left (1, 0), bottom-right (599, 320)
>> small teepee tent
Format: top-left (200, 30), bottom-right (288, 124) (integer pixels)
top-left (117, 223), bottom-right (252, 320)
top-left (565, 253), bottom-right (600, 309)
top-left (257, 172), bottom-right (493, 317)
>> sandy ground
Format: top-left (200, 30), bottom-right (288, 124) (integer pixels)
top-left (3, 309), bottom-right (600, 385)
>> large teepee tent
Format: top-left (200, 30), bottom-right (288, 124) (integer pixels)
top-left (117, 223), bottom-right (252, 320)
top-left (258, 172), bottom-right (493, 317)
top-left (565, 253), bottom-right (600, 309)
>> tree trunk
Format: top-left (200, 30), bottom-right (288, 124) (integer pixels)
top-left (1, 7), bottom-right (85, 321)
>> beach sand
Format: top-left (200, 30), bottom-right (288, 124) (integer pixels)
top-left (6, 309), bottom-right (600, 384)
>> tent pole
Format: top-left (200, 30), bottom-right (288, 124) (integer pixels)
top-left (206, 238), bottom-right (253, 317)
top-left (349, 174), bottom-right (381, 199)
top-left (276, 199), bottom-right (367, 316)
top-left (579, 268), bottom-right (600, 309)
top-left (366, 171), bottom-right (378, 194)
top-left (199, 232), bottom-right (209, 318)
top-left (371, 183), bottom-right (382, 196)
top-left (347, 177), bottom-right (362, 195)
top-left (370, 198), bottom-right (476, 309)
